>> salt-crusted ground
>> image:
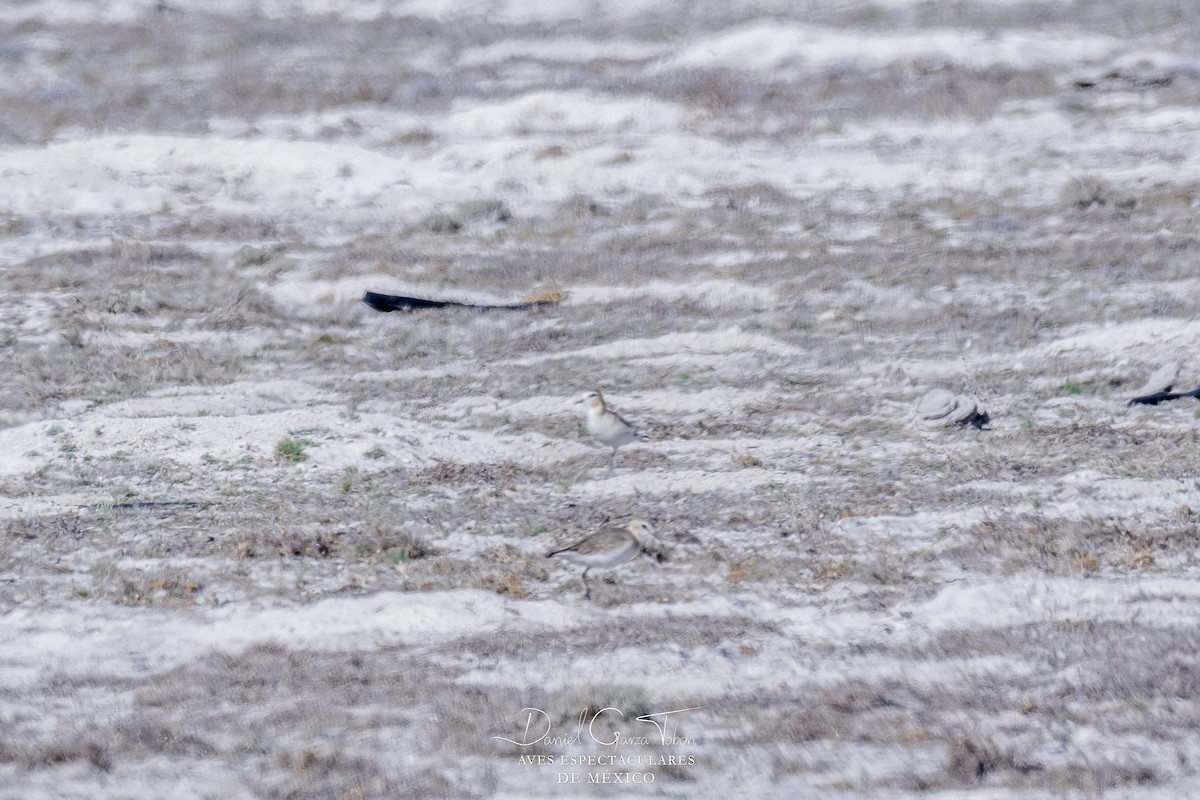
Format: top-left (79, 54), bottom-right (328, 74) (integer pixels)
top-left (3, 1), bottom-right (1200, 798)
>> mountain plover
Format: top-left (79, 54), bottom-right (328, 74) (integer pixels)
top-left (547, 519), bottom-right (655, 599)
top-left (577, 389), bottom-right (638, 470)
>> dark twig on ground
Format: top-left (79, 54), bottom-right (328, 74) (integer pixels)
top-left (362, 290), bottom-right (560, 313)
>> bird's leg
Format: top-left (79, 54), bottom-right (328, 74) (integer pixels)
top-left (582, 569), bottom-right (591, 600)
top-left (608, 448), bottom-right (616, 472)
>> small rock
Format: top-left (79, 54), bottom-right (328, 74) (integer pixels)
top-left (914, 389), bottom-right (990, 430)
top-left (1131, 362), bottom-right (1180, 398)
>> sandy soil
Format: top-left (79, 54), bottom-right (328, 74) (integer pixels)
top-left (3, 1), bottom-right (1200, 798)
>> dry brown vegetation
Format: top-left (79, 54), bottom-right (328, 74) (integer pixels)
top-left (3, 1), bottom-right (1200, 798)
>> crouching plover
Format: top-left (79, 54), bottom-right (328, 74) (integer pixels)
top-left (577, 390), bottom-right (638, 470)
top-left (547, 520), bottom-right (655, 599)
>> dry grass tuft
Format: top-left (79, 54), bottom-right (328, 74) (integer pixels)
top-left (965, 512), bottom-right (1195, 574)
top-left (521, 288), bottom-right (568, 304)
top-left (32, 738), bottom-right (113, 772)
top-left (407, 459), bottom-right (545, 487)
top-left (88, 563), bottom-right (204, 606)
top-left (6, 4), bottom-right (1200, 797)
top-left (944, 734), bottom-right (1015, 785)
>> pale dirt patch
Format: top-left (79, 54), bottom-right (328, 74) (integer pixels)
top-left (3, 2), bottom-right (1200, 798)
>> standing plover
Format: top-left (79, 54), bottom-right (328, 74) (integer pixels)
top-left (546, 520), bottom-right (655, 599)
top-left (577, 390), bottom-right (638, 470)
